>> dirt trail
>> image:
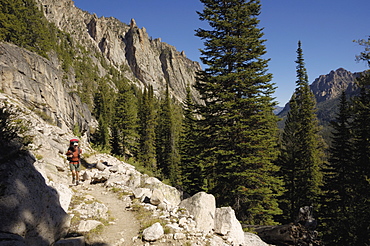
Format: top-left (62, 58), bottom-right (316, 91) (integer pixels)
top-left (77, 183), bottom-right (141, 246)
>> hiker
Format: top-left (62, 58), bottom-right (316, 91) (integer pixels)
top-left (66, 139), bottom-right (82, 185)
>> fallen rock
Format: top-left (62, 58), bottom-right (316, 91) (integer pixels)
top-left (49, 181), bottom-right (73, 212)
top-left (77, 220), bottom-right (103, 233)
top-left (150, 188), bottom-right (165, 205)
top-left (76, 202), bottom-right (109, 220)
top-left (142, 222), bottom-right (164, 242)
top-left (142, 176), bottom-right (181, 206)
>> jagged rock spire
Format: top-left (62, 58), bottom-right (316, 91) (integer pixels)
top-left (130, 18), bottom-right (137, 28)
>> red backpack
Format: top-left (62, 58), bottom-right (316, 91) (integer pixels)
top-left (67, 139), bottom-right (81, 162)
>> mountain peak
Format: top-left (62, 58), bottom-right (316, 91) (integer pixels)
top-left (310, 68), bottom-right (358, 103)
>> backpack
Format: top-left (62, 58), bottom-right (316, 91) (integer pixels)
top-left (67, 139), bottom-right (80, 161)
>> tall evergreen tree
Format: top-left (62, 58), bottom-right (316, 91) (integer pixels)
top-left (349, 72), bottom-right (370, 245)
top-left (179, 85), bottom-right (206, 194)
top-left (156, 84), bottom-right (181, 186)
top-left (195, 0), bottom-right (283, 224)
top-left (138, 86), bottom-right (157, 171)
top-left (278, 41), bottom-right (324, 222)
top-left (321, 92), bottom-right (356, 245)
top-left (93, 79), bottom-right (115, 150)
top-left (111, 82), bottom-right (139, 159)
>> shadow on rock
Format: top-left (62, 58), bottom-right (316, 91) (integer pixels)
top-left (0, 148), bottom-right (70, 246)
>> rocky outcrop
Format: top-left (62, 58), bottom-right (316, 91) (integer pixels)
top-left (310, 67), bottom-right (360, 103)
top-left (35, 0), bottom-right (201, 103)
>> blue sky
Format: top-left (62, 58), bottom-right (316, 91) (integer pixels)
top-left (73, 0), bottom-right (370, 106)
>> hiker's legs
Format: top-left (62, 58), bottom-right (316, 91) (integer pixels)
top-left (71, 170), bottom-right (76, 182)
top-left (76, 171), bottom-right (80, 184)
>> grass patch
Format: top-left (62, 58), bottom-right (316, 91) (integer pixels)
top-left (109, 187), bottom-right (131, 200)
top-left (131, 199), bottom-right (167, 234)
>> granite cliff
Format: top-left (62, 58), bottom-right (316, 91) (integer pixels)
top-left (36, 0), bottom-right (201, 102)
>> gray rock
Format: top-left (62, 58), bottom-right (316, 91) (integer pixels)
top-left (49, 181), bottom-right (73, 212)
top-left (179, 192), bottom-right (216, 234)
top-left (0, 232), bottom-right (27, 246)
top-left (215, 207), bottom-right (245, 245)
top-left (150, 188), bottom-right (165, 205)
top-left (143, 177), bottom-right (181, 206)
top-left (142, 222), bottom-right (164, 242)
top-left (95, 161), bottom-right (107, 171)
top-left (77, 220), bottom-right (103, 233)
top-left (244, 232), bottom-right (271, 246)
top-left (76, 202), bottom-right (109, 220)
top-left (54, 236), bottom-right (85, 246)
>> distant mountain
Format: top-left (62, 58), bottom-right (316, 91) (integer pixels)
top-left (277, 68), bottom-right (362, 131)
top-left (273, 106), bottom-right (284, 115)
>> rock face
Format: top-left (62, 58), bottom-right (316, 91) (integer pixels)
top-left (310, 67), bottom-right (360, 103)
top-left (0, 0), bottom-right (202, 138)
top-left (0, 42), bottom-right (93, 134)
top-left (35, 0), bottom-right (201, 103)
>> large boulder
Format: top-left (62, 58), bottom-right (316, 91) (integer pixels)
top-left (179, 192), bottom-right (216, 234)
top-left (142, 176), bottom-right (181, 206)
top-left (215, 207), bottom-right (245, 245)
top-left (49, 181), bottom-right (73, 212)
top-left (0, 150), bottom-right (70, 246)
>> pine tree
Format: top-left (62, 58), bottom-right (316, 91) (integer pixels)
top-left (0, 0), bottom-right (55, 57)
top-left (279, 41), bottom-right (324, 222)
top-left (111, 82), bottom-right (139, 159)
top-left (195, 0), bottom-right (283, 224)
top-left (349, 72), bottom-right (370, 245)
top-left (321, 92), bottom-right (356, 245)
top-left (156, 84), bottom-right (181, 185)
top-left (179, 85), bottom-right (206, 194)
top-left (93, 79), bottom-right (115, 150)
top-left (138, 86), bottom-right (157, 171)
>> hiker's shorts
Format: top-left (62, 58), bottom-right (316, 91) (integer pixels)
top-left (69, 162), bottom-right (81, 171)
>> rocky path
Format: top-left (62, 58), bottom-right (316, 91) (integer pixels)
top-left (76, 183), bottom-right (141, 246)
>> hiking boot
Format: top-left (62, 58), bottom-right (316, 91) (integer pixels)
top-left (76, 180), bottom-right (79, 186)
top-left (72, 178), bottom-right (75, 184)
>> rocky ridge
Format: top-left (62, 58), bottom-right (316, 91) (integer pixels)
top-left (310, 67), bottom-right (360, 103)
top-left (35, 0), bottom-right (201, 103)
